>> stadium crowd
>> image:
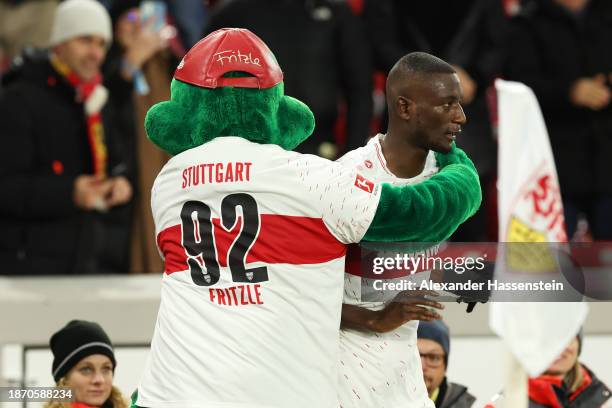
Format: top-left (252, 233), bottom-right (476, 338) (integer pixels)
top-left (1, 0), bottom-right (611, 275)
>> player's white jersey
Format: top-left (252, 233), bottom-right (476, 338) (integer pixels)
top-left (137, 137), bottom-right (381, 408)
top-left (336, 134), bottom-right (437, 408)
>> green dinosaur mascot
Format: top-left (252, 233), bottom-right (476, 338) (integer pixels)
top-left (133, 28), bottom-right (481, 408)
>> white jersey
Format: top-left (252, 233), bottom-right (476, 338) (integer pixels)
top-left (336, 134), bottom-right (437, 408)
top-left (137, 137), bottom-right (381, 408)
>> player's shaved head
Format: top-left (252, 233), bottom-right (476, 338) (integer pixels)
top-left (388, 52), bottom-right (455, 79)
top-left (386, 52), bottom-right (456, 105)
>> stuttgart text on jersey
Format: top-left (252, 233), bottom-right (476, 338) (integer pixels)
top-left (182, 161), bottom-right (253, 188)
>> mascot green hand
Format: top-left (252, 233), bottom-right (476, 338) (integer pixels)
top-left (145, 28), bottom-right (480, 246)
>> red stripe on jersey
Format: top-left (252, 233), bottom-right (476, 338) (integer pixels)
top-left (156, 224), bottom-right (185, 273)
top-left (157, 215), bottom-right (346, 274)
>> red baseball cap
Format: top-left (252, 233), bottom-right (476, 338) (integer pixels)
top-left (174, 28), bottom-right (283, 89)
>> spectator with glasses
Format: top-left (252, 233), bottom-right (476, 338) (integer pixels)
top-left (417, 320), bottom-right (475, 408)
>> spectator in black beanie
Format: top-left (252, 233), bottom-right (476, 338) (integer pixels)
top-left (44, 320), bottom-right (128, 408)
top-left (417, 320), bottom-right (475, 408)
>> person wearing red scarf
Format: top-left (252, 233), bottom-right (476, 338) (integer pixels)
top-left (528, 331), bottom-right (611, 408)
top-left (0, 0), bottom-right (133, 275)
top-left (46, 0), bottom-right (132, 213)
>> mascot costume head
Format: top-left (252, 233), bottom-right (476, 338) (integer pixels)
top-left (145, 28), bottom-right (315, 155)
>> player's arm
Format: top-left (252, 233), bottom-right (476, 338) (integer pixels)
top-left (341, 291), bottom-right (443, 333)
top-left (363, 145), bottom-right (481, 243)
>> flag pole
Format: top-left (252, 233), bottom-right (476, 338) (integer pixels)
top-left (503, 349), bottom-right (528, 408)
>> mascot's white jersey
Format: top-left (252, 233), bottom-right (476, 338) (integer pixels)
top-left (137, 137), bottom-right (381, 408)
top-left (336, 134), bottom-right (438, 408)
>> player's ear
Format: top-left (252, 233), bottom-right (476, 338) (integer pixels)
top-left (397, 96), bottom-right (414, 121)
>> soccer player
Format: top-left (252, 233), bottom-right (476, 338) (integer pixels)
top-left (134, 30), bottom-right (480, 408)
top-left (337, 52), bottom-right (468, 407)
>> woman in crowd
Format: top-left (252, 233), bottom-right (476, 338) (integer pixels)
top-left (44, 320), bottom-right (128, 408)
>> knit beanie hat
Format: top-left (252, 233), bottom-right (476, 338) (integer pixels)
top-left (50, 320), bottom-right (116, 382)
top-left (417, 320), bottom-right (450, 366)
top-left (49, 0), bottom-right (112, 46)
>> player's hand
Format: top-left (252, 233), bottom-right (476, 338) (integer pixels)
top-left (453, 65), bottom-right (477, 105)
top-left (370, 290), bottom-right (444, 333)
top-left (570, 74), bottom-right (611, 110)
top-left (116, 11), bottom-right (168, 72)
top-left (105, 176), bottom-right (133, 207)
top-left (73, 174), bottom-right (112, 211)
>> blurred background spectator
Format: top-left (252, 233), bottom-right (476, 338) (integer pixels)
top-left (361, 0), bottom-right (474, 73)
top-left (0, 0), bottom-right (133, 275)
top-left (166, 0), bottom-right (208, 49)
top-left (418, 320), bottom-right (476, 408)
top-left (0, 0), bottom-right (60, 77)
top-left (504, 0), bottom-right (612, 240)
top-left (445, 0), bottom-right (513, 241)
top-left (99, 0), bottom-right (207, 49)
top-left (527, 330), bottom-right (611, 407)
top-left (206, 0), bottom-right (373, 159)
top-left (103, 0), bottom-right (180, 273)
top-left (44, 319), bottom-right (129, 408)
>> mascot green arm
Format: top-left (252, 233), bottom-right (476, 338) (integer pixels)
top-left (363, 145), bottom-right (481, 242)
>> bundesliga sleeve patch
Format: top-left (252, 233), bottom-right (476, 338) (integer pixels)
top-left (354, 174), bottom-right (375, 194)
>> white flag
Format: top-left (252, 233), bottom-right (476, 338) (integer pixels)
top-left (490, 80), bottom-right (588, 377)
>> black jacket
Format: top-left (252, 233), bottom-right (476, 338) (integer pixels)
top-left (504, 0), bottom-right (612, 196)
top-left (437, 378), bottom-right (476, 408)
top-left (0, 52), bottom-right (131, 275)
top-left (206, 0), bottom-right (373, 155)
top-left (362, 0), bottom-right (476, 73)
top-left (446, 0), bottom-right (510, 180)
